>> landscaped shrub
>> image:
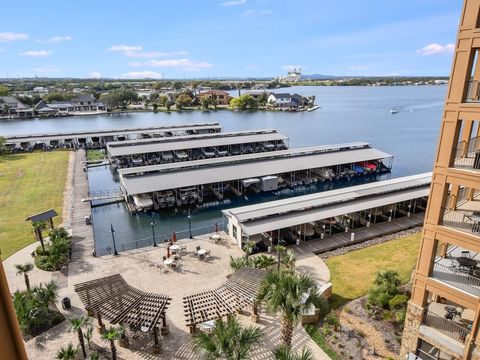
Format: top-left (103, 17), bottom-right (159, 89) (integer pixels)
top-left (314, 296), bottom-right (330, 317)
top-left (34, 227), bottom-right (71, 271)
top-left (367, 270), bottom-right (401, 309)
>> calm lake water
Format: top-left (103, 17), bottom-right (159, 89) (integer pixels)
top-left (0, 86), bottom-right (446, 252)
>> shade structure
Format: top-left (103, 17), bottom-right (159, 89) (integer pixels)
top-left (183, 268), bottom-right (266, 330)
top-left (74, 274), bottom-right (171, 332)
top-left (25, 209), bottom-right (58, 223)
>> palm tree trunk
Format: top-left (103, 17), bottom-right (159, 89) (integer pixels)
top-left (281, 315), bottom-right (294, 349)
top-left (110, 340), bottom-right (117, 360)
top-left (77, 329), bottom-right (86, 358)
top-left (24, 274), bottom-right (30, 292)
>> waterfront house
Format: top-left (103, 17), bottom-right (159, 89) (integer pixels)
top-left (34, 95), bottom-right (107, 116)
top-left (0, 96), bottom-right (34, 118)
top-left (197, 90), bottom-right (231, 106)
top-left (267, 92), bottom-right (308, 110)
top-left (242, 90), bottom-right (270, 101)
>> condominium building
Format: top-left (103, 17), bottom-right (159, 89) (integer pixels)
top-left (400, 1), bottom-right (480, 359)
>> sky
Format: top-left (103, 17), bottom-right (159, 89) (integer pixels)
top-left (0, 0), bottom-right (462, 79)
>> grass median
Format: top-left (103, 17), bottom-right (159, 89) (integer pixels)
top-left (0, 151), bottom-right (70, 259)
top-left (325, 231), bottom-right (422, 308)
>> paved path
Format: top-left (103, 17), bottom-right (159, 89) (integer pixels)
top-left (70, 150), bottom-right (95, 261)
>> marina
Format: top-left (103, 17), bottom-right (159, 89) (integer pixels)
top-left (106, 129), bottom-right (289, 168)
top-left (118, 142), bottom-right (393, 212)
top-left (223, 172), bottom-right (430, 251)
top-left (4, 122), bottom-right (221, 151)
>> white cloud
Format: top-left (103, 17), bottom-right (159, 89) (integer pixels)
top-left (241, 9), bottom-right (272, 16)
top-left (123, 50), bottom-right (188, 58)
top-left (0, 32), bottom-right (29, 42)
top-left (348, 65), bottom-right (368, 70)
top-left (131, 59), bottom-right (214, 71)
top-left (33, 67), bottom-right (60, 74)
top-left (417, 43), bottom-right (455, 55)
top-left (121, 71), bottom-right (163, 79)
top-left (220, 0), bottom-right (246, 6)
top-left (282, 65), bottom-right (302, 71)
top-left (20, 50), bottom-right (51, 57)
top-left (37, 35), bottom-right (72, 44)
top-left (108, 45), bottom-right (142, 52)
top-left (88, 72), bottom-right (103, 78)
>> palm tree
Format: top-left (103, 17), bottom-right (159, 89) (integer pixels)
top-left (251, 254), bottom-right (276, 269)
top-left (257, 270), bottom-right (321, 349)
top-left (56, 343), bottom-right (79, 360)
top-left (101, 326), bottom-right (121, 360)
top-left (274, 245), bottom-right (286, 271)
top-left (15, 263), bottom-right (34, 291)
top-left (192, 316), bottom-right (263, 360)
top-left (68, 315), bottom-right (90, 358)
top-left (84, 325), bottom-right (94, 349)
top-left (281, 250), bottom-right (296, 270)
top-left (243, 240), bottom-right (256, 259)
top-left (272, 345), bottom-right (315, 360)
top-left (34, 280), bottom-right (58, 309)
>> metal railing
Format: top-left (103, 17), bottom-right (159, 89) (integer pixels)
top-left (453, 135), bottom-right (480, 170)
top-left (94, 223), bottom-right (223, 256)
top-left (441, 207), bottom-right (480, 237)
top-left (431, 261), bottom-right (480, 297)
top-left (423, 309), bottom-right (470, 344)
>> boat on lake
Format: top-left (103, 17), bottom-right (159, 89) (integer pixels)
top-left (390, 108), bottom-right (398, 114)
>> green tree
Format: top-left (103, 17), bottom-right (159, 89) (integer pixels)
top-left (14, 263), bottom-right (34, 292)
top-left (172, 81), bottom-right (183, 90)
top-left (274, 245), bottom-right (286, 271)
top-left (56, 343), bottom-right (79, 360)
top-left (281, 250), bottom-right (296, 270)
top-left (367, 270), bottom-right (401, 309)
top-left (0, 136), bottom-right (7, 154)
top-left (229, 94), bottom-right (257, 110)
top-left (272, 345), bottom-right (315, 360)
top-left (68, 315), bottom-right (90, 358)
top-left (210, 94), bottom-right (218, 109)
top-left (101, 326), bottom-right (121, 360)
top-left (243, 240), bottom-right (256, 259)
top-left (257, 270), bottom-right (321, 349)
top-left (84, 325), bottom-right (94, 350)
top-left (2, 103), bottom-right (11, 116)
top-left (257, 92), bottom-right (269, 106)
top-left (192, 316), bottom-right (263, 360)
top-left (158, 95), bottom-right (169, 107)
top-left (0, 85), bottom-right (11, 95)
top-left (201, 97), bottom-right (211, 109)
top-left (175, 93), bottom-right (192, 109)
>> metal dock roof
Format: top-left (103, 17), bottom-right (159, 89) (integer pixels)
top-left (5, 123), bottom-right (221, 143)
top-left (119, 143), bottom-right (393, 195)
top-left (107, 129), bottom-right (288, 157)
top-left (222, 172), bottom-right (431, 236)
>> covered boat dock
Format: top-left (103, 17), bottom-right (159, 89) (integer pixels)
top-left (5, 122), bottom-right (221, 151)
top-left (106, 129), bottom-right (289, 168)
top-left (118, 142), bottom-right (393, 211)
top-left (222, 172), bottom-right (431, 251)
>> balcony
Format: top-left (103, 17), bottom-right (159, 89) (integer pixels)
top-left (421, 302), bottom-right (471, 347)
top-left (453, 136), bottom-right (480, 171)
top-left (431, 247), bottom-right (480, 297)
top-left (441, 207), bottom-right (480, 237)
top-left (465, 80), bottom-right (480, 103)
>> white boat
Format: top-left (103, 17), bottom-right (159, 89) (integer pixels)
top-left (390, 108), bottom-right (398, 114)
top-left (307, 105), bottom-right (320, 112)
top-left (133, 194), bottom-right (153, 210)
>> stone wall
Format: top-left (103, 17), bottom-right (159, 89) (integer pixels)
top-left (399, 301), bottom-right (424, 359)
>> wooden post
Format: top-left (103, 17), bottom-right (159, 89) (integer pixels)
top-left (49, 217), bottom-right (54, 229)
top-left (96, 312), bottom-right (105, 333)
top-left (152, 327), bottom-right (161, 354)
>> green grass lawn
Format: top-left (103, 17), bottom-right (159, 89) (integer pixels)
top-left (86, 149), bottom-right (105, 161)
top-left (325, 232), bottom-right (422, 308)
top-left (0, 151), bottom-right (70, 259)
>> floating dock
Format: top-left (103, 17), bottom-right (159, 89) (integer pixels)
top-left (5, 122), bottom-right (221, 151)
top-left (106, 129), bottom-right (289, 168)
top-left (118, 142), bottom-right (393, 212)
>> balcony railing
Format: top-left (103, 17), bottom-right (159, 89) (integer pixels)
top-left (431, 261), bottom-right (480, 297)
top-left (465, 80), bottom-right (480, 103)
top-left (423, 309), bottom-right (470, 344)
top-left (453, 135), bottom-right (480, 170)
top-left (441, 207), bottom-right (480, 237)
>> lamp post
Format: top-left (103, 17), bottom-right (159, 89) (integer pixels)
top-left (151, 213), bottom-right (157, 247)
top-left (187, 210), bottom-right (193, 239)
top-left (110, 224), bottom-right (118, 256)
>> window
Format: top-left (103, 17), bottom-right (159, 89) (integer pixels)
top-left (416, 340), bottom-right (454, 360)
top-left (232, 225), bottom-right (237, 239)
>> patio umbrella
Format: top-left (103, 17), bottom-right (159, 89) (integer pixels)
top-left (167, 247), bottom-right (170, 258)
top-left (172, 232), bottom-right (177, 243)
top-left (214, 223), bottom-right (219, 233)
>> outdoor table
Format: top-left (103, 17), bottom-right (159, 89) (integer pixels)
top-left (197, 249), bottom-right (206, 258)
top-left (462, 309), bottom-right (475, 322)
top-left (456, 257), bottom-right (477, 273)
top-left (199, 320), bottom-right (216, 332)
top-left (170, 244), bottom-right (180, 254)
top-left (164, 258), bottom-right (174, 267)
top-left (211, 234), bottom-right (221, 242)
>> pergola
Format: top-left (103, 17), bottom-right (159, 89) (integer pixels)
top-left (74, 274), bottom-right (171, 351)
top-left (183, 267), bottom-right (266, 333)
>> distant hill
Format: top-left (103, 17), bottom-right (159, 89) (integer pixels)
top-left (302, 74), bottom-right (337, 80)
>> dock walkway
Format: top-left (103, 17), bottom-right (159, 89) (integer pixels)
top-left (292, 212), bottom-right (424, 256)
top-left (70, 150), bottom-right (95, 261)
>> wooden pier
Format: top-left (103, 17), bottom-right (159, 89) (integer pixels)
top-left (292, 212), bottom-right (424, 256)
